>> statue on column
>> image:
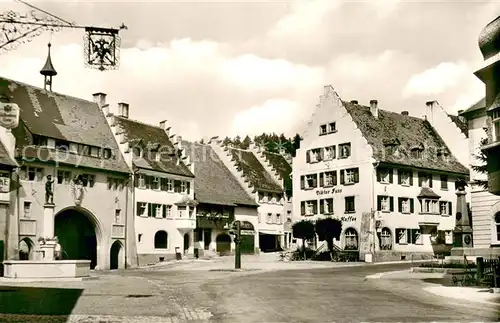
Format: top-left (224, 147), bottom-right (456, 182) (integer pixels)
top-left (72, 174), bottom-right (84, 205)
top-left (45, 175), bottom-right (54, 204)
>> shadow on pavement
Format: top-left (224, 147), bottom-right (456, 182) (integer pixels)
top-left (0, 286), bottom-right (83, 316)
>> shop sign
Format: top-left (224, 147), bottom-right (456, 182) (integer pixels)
top-left (340, 215), bottom-right (356, 222)
top-left (316, 187), bottom-right (342, 196)
top-left (0, 102), bottom-right (19, 129)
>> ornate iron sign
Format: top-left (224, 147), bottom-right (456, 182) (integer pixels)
top-left (84, 26), bottom-right (121, 71)
top-left (0, 102), bottom-right (19, 129)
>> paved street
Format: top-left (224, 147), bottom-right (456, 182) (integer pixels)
top-left (0, 260), bottom-right (498, 322)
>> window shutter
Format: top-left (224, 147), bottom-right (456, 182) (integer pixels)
top-left (301, 202), bottom-right (305, 215)
top-left (313, 202), bottom-right (318, 214)
top-left (312, 174), bottom-right (318, 188)
top-left (333, 171), bottom-right (337, 185)
top-left (389, 169), bottom-right (393, 183)
top-left (306, 151), bottom-right (311, 163)
top-left (398, 198), bottom-right (402, 212)
top-left (332, 146), bottom-right (336, 159)
top-left (429, 175), bottom-right (433, 188)
top-left (418, 175), bottom-right (423, 187)
top-left (147, 203), bottom-right (152, 217)
top-left (320, 200), bottom-right (325, 214)
top-left (410, 198), bottom-right (414, 213)
top-left (162, 205), bottom-right (167, 217)
top-left (389, 197), bottom-right (394, 212)
top-left (354, 168), bottom-right (359, 183)
top-left (319, 148), bottom-right (324, 161)
top-left (409, 172), bottom-right (413, 186)
top-left (340, 170), bottom-right (345, 184)
top-left (377, 196), bottom-right (382, 211)
top-left (300, 176), bottom-right (305, 189)
top-left (187, 182), bottom-right (191, 194)
top-left (136, 202), bottom-right (141, 216)
top-left (319, 173), bottom-right (324, 187)
top-left (398, 171), bottom-right (402, 184)
top-left (448, 202), bottom-right (452, 215)
top-left (134, 175), bottom-right (138, 187)
top-left (376, 169), bottom-right (381, 182)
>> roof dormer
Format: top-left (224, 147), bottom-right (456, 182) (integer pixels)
top-left (410, 143), bottom-right (424, 159)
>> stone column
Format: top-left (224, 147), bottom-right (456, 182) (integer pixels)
top-left (41, 203), bottom-right (56, 260)
top-left (451, 179), bottom-right (473, 255)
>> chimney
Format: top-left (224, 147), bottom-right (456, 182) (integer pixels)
top-left (350, 100), bottom-right (358, 104)
top-left (370, 100), bottom-right (378, 119)
top-left (425, 100), bottom-right (436, 125)
top-left (118, 102), bottom-right (129, 119)
top-left (93, 92), bottom-right (107, 108)
top-left (159, 120), bottom-right (168, 130)
top-left (102, 103), bottom-right (110, 116)
top-left (401, 111), bottom-right (409, 116)
top-left (458, 109), bottom-right (464, 115)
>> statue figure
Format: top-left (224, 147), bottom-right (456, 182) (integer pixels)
top-left (45, 175), bottom-right (54, 204)
top-left (72, 174), bottom-right (84, 205)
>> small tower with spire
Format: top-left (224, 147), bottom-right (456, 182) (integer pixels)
top-left (40, 43), bottom-right (57, 91)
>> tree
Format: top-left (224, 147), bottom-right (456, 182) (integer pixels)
top-left (292, 220), bottom-right (316, 260)
top-left (471, 134), bottom-right (489, 189)
top-left (222, 136), bottom-right (231, 146)
top-left (315, 218), bottom-right (342, 261)
top-left (241, 135), bottom-right (252, 149)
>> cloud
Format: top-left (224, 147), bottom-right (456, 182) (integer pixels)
top-left (402, 62), bottom-right (470, 97)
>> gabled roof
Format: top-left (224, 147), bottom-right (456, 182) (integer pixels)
top-left (460, 98), bottom-right (486, 115)
top-left (113, 116), bottom-right (193, 177)
top-left (262, 151), bottom-right (292, 196)
top-left (182, 141), bottom-right (258, 207)
top-left (3, 76), bottom-right (129, 173)
top-left (227, 147), bottom-right (283, 193)
top-left (343, 101), bottom-right (469, 175)
top-left (0, 140), bottom-right (17, 168)
top-left (447, 114), bottom-right (468, 138)
top-left (418, 187), bottom-right (441, 199)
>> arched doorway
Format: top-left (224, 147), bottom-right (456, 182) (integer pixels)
top-left (216, 233), bottom-right (231, 254)
top-left (183, 233), bottom-right (190, 253)
top-left (55, 208), bottom-right (99, 269)
top-left (110, 240), bottom-right (124, 270)
top-left (19, 238), bottom-right (34, 260)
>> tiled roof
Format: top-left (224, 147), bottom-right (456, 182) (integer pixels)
top-left (447, 114), bottom-right (468, 138)
top-left (0, 140), bottom-right (17, 167)
top-left (343, 101), bottom-right (469, 175)
top-left (182, 141), bottom-right (258, 207)
top-left (3, 77), bottom-right (129, 173)
top-left (460, 98), bottom-right (486, 115)
top-left (227, 147), bottom-right (283, 193)
top-left (262, 151), bottom-right (292, 196)
top-left (418, 187), bottom-right (441, 198)
top-left (113, 116), bottom-right (193, 177)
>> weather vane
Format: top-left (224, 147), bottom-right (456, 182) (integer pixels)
top-left (0, 0), bottom-right (128, 71)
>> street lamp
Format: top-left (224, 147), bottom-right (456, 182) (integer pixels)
top-left (229, 220), bottom-right (241, 269)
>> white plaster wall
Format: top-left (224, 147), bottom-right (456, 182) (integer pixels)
top-left (235, 205), bottom-right (260, 249)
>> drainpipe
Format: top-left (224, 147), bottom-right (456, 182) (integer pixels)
top-left (124, 173), bottom-right (129, 269)
top-left (371, 161), bottom-right (380, 262)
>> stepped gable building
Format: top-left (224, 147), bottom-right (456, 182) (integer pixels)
top-left (293, 85), bottom-right (469, 262)
top-left (109, 107), bottom-right (196, 266)
top-left (210, 141), bottom-right (287, 253)
top-left (1, 75), bottom-right (134, 270)
top-left (250, 144), bottom-right (294, 249)
top-left (181, 140), bottom-right (258, 256)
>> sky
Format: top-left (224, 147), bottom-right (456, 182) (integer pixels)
top-left (0, 0), bottom-right (498, 141)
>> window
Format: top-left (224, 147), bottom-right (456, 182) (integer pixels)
top-left (440, 175), bottom-right (448, 190)
top-left (339, 143), bottom-right (351, 158)
top-left (258, 192), bottom-right (268, 203)
top-left (69, 143), bottom-right (78, 153)
top-left (138, 234), bottom-right (142, 243)
top-left (115, 209), bottom-right (121, 223)
top-left (55, 139), bottom-right (69, 151)
top-left (418, 172), bottom-right (433, 188)
top-left (163, 205), bottom-right (172, 218)
top-left (344, 228), bottom-right (358, 250)
top-left (150, 150), bottom-right (158, 161)
top-left (439, 201), bottom-right (452, 216)
top-left (377, 168), bottom-right (393, 183)
top-left (328, 122), bottom-right (336, 133)
top-left (396, 228), bottom-right (422, 245)
top-left (397, 197), bottom-right (414, 214)
top-left (493, 110), bottom-right (500, 142)
top-left (57, 170), bottom-right (71, 184)
top-left (267, 213), bottom-right (272, 223)
top-left (319, 124), bottom-right (327, 135)
top-left (377, 196), bottom-right (394, 212)
top-left (324, 146), bottom-right (336, 160)
top-left (78, 144), bottom-right (90, 156)
top-left (270, 194), bottom-right (277, 204)
top-left (398, 170), bottom-right (412, 186)
top-left (320, 198), bottom-right (334, 214)
top-left (420, 199), bottom-right (438, 214)
top-left (345, 196), bottom-right (355, 213)
top-left (79, 174), bottom-right (94, 187)
top-left (189, 207), bottom-right (194, 218)
top-left (151, 177), bottom-right (160, 190)
top-left (286, 210), bottom-right (292, 222)
top-left (301, 174), bottom-right (318, 190)
top-left (340, 168), bottom-right (359, 185)
top-left (136, 202), bottom-right (147, 216)
top-left (411, 148), bottom-right (423, 159)
top-left (300, 200), bottom-right (318, 216)
top-left (33, 135), bottom-right (48, 146)
top-left (380, 228), bottom-right (392, 250)
top-left (445, 230), bottom-right (453, 244)
top-left (308, 148), bottom-right (322, 163)
top-left (160, 178), bottom-right (174, 192)
top-left (276, 213), bottom-right (281, 224)
top-left (21, 167), bottom-right (43, 181)
top-left (132, 147), bottom-right (142, 158)
top-left (320, 171), bottom-right (336, 187)
top-left (137, 175), bottom-right (146, 188)
top-left (154, 231), bottom-right (168, 249)
top-left (103, 148), bottom-right (112, 159)
top-left (90, 146), bottom-right (100, 157)
top-left (23, 201), bottom-right (31, 218)
top-left (155, 204), bottom-right (162, 218)
top-left (178, 206), bottom-right (186, 217)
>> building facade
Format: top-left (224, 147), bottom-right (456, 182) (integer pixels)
top-left (182, 140), bottom-right (259, 255)
top-left (293, 86), bottom-right (469, 261)
top-left (210, 141), bottom-right (288, 252)
top-left (108, 105), bottom-right (196, 266)
top-left (2, 77), bottom-right (136, 270)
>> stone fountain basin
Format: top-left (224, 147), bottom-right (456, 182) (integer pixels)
top-left (2, 260), bottom-right (91, 279)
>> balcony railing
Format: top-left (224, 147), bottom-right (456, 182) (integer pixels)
top-left (418, 215), bottom-right (441, 227)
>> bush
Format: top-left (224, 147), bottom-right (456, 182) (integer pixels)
top-left (311, 251), bottom-right (332, 261)
top-left (290, 247), bottom-right (315, 261)
top-left (419, 262), bottom-right (476, 269)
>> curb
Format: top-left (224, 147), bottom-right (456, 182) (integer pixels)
top-left (0, 276), bottom-right (100, 283)
top-left (423, 286), bottom-right (500, 306)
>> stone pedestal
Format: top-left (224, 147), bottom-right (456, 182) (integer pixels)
top-left (43, 203), bottom-right (55, 238)
top-left (451, 180), bottom-right (473, 256)
top-left (40, 241), bottom-right (56, 260)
